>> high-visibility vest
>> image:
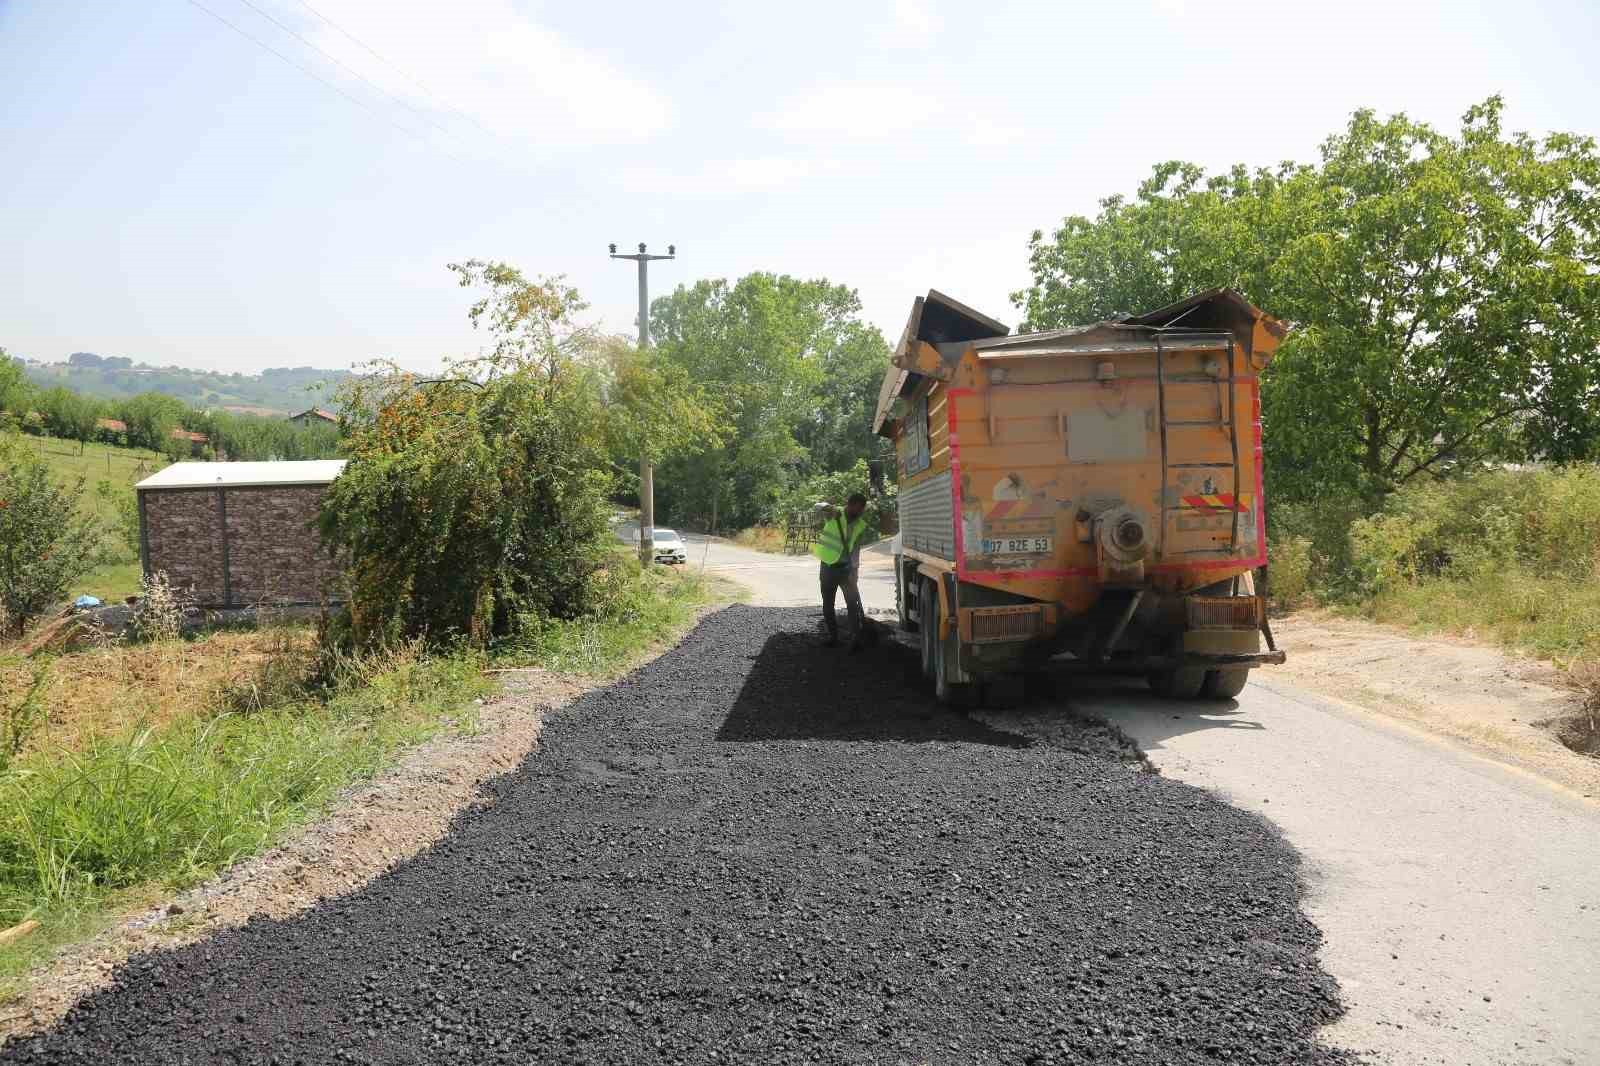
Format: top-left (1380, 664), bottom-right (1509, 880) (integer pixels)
top-left (812, 513), bottom-right (869, 564)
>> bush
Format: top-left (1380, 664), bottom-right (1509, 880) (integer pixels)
top-left (1347, 466), bottom-right (1600, 595)
top-left (504, 551), bottom-right (712, 675)
top-left (1266, 535), bottom-right (1313, 609)
top-left (0, 433), bottom-right (102, 636)
top-left (321, 364), bottom-right (614, 650)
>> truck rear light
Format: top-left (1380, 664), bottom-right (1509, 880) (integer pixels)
top-left (1186, 596), bottom-right (1263, 630)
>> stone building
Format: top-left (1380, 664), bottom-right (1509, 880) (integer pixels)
top-left (135, 461), bottom-right (346, 607)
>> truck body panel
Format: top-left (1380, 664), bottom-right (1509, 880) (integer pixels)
top-left (876, 289), bottom-right (1287, 700)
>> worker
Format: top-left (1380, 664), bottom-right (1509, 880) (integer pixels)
top-left (813, 492), bottom-right (870, 650)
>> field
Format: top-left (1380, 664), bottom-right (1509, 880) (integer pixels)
top-left (21, 435), bottom-right (170, 602)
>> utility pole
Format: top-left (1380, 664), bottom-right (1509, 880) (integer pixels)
top-left (609, 241), bottom-right (675, 563)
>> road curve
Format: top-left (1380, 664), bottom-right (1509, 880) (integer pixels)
top-left (1, 608), bottom-right (1349, 1065)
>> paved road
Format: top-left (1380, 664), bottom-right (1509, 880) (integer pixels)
top-left (1085, 677), bottom-right (1600, 1066)
top-left (616, 522), bottom-right (897, 612)
top-left (3, 608), bottom-right (1349, 1065)
top-left (674, 533), bottom-right (1600, 1065)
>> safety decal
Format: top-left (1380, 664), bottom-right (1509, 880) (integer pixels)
top-left (1181, 493), bottom-right (1253, 515)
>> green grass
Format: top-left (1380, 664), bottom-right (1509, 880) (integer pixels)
top-left (0, 636), bottom-right (489, 992)
top-left (72, 562), bottom-right (143, 605)
top-left (500, 557), bottom-right (732, 676)
top-left (23, 435), bottom-right (168, 488)
top-left (1359, 568), bottom-right (1600, 662)
top-left (22, 435), bottom-right (170, 603)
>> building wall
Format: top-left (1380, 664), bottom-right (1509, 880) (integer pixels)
top-left (141, 484), bottom-right (341, 606)
top-left (141, 489), bottom-right (225, 604)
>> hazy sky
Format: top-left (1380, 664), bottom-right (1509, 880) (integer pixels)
top-left (3, 0), bottom-right (1596, 373)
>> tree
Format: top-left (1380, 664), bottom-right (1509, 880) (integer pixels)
top-left (595, 335), bottom-right (724, 476)
top-left (0, 349), bottom-right (30, 418)
top-left (321, 263), bottom-right (683, 650)
top-left (1013, 97), bottom-right (1600, 502)
top-left (649, 274), bottom-right (893, 529)
top-left (116, 392), bottom-right (188, 451)
top-left (0, 434), bottom-right (102, 636)
top-left (36, 386), bottom-right (99, 442)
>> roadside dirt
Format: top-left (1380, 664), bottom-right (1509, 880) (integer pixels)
top-left (0, 667), bottom-right (585, 1044)
top-left (1269, 611), bottom-right (1600, 799)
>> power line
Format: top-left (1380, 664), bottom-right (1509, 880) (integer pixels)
top-left (184, 0), bottom-right (461, 164)
top-left (294, 0), bottom-right (497, 139)
top-left (231, 0), bottom-right (465, 146)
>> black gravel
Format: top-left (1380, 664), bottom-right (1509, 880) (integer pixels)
top-left (3, 606), bottom-right (1351, 1065)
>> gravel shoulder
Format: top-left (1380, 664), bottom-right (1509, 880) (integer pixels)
top-left (2, 606), bottom-right (1353, 1065)
top-left (1268, 611), bottom-right (1600, 799)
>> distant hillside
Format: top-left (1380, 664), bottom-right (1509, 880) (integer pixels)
top-left (21, 354), bottom-right (353, 414)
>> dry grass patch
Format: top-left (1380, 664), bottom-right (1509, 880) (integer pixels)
top-left (733, 525), bottom-right (787, 553)
top-left (0, 626), bottom-right (317, 758)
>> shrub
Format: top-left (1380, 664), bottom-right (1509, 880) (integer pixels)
top-left (1346, 466), bottom-right (1600, 594)
top-left (1266, 536), bottom-right (1313, 609)
top-left (0, 433), bottom-right (102, 636)
top-left (320, 365), bottom-right (615, 650)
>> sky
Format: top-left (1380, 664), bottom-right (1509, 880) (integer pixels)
top-left (2, 0), bottom-right (1597, 374)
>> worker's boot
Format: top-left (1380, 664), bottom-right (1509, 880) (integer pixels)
top-left (821, 631), bottom-right (839, 648)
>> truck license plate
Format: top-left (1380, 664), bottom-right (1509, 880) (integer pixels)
top-left (981, 536), bottom-right (1053, 555)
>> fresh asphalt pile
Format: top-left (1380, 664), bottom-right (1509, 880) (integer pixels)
top-left (3, 606), bottom-right (1352, 1065)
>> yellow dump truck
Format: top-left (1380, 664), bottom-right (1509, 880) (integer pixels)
top-left (875, 288), bottom-right (1287, 704)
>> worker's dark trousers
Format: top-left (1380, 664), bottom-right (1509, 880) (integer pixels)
top-left (820, 561), bottom-right (863, 643)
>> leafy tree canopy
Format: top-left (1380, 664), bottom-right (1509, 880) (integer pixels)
top-left (649, 273), bottom-right (893, 529)
top-left (1013, 97), bottom-right (1600, 502)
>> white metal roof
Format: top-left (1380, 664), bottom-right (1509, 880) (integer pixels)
top-left (136, 460), bottom-right (347, 491)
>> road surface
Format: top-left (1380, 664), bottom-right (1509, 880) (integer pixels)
top-left (616, 522), bottom-right (898, 611)
top-left (672, 532), bottom-right (1600, 1065)
top-left (3, 607), bottom-right (1349, 1065)
top-left (4, 532), bottom-right (1593, 1064)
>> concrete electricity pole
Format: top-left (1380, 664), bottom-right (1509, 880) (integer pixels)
top-left (609, 241), bottom-right (675, 563)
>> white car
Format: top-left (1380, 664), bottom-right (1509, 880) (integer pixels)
top-left (641, 528), bottom-right (688, 565)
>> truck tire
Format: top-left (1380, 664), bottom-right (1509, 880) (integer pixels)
top-left (1147, 666), bottom-right (1207, 700)
top-left (897, 558), bottom-right (917, 632)
top-left (923, 578), bottom-right (974, 707)
top-left (1201, 668), bottom-right (1249, 700)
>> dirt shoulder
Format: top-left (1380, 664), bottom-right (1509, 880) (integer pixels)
top-left (1269, 610), bottom-right (1600, 799)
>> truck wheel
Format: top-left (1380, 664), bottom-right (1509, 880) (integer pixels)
top-left (897, 559), bottom-right (917, 632)
top-left (924, 579), bottom-right (974, 707)
top-left (1202, 668), bottom-right (1249, 700)
top-left (1147, 666), bottom-right (1207, 700)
